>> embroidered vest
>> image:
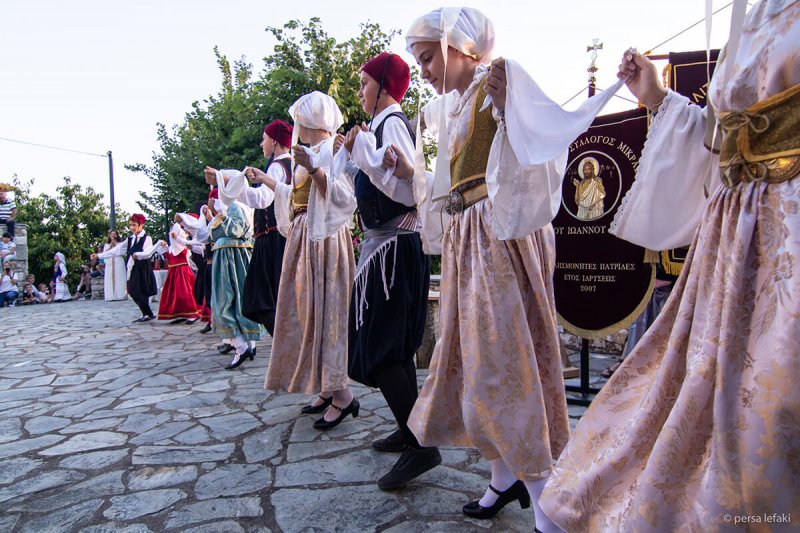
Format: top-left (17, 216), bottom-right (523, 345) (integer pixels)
top-left (255, 157), bottom-right (293, 234)
top-left (354, 112), bottom-right (417, 229)
top-left (445, 80), bottom-right (495, 214)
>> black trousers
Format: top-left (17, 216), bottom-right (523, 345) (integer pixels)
top-left (130, 289), bottom-right (153, 317)
top-left (372, 358), bottom-right (422, 448)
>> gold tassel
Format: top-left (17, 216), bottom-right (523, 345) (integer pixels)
top-left (644, 248), bottom-right (660, 264)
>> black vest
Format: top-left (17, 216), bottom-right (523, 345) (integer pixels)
top-left (355, 112), bottom-right (416, 230)
top-left (254, 157), bottom-right (293, 234)
top-left (126, 232), bottom-right (147, 264)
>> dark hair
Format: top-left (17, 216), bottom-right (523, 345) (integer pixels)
top-left (107, 230), bottom-right (120, 244)
top-left (1, 232), bottom-right (10, 239)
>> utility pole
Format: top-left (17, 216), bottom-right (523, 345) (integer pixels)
top-left (587, 38), bottom-right (603, 98)
top-left (107, 150), bottom-right (116, 230)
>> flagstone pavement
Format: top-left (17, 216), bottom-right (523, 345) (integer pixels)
top-left (0, 300), bottom-right (601, 533)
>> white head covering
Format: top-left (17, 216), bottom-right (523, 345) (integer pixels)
top-left (405, 7), bottom-right (495, 65)
top-left (288, 91), bottom-right (344, 152)
top-left (168, 222), bottom-right (186, 256)
top-left (177, 212), bottom-right (205, 236)
top-left (54, 252), bottom-right (66, 272)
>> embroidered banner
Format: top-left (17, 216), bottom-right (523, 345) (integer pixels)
top-left (667, 49), bottom-right (720, 107)
top-left (554, 108), bottom-right (653, 338)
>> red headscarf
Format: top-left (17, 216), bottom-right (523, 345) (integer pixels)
top-left (264, 120), bottom-right (293, 148)
top-left (129, 213), bottom-right (146, 225)
top-left (361, 52), bottom-right (411, 103)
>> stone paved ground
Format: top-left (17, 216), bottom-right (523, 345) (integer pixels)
top-left (0, 300), bottom-right (607, 533)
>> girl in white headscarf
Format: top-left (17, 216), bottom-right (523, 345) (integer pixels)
top-left (254, 91), bottom-right (359, 430)
top-left (394, 6), bottom-right (620, 531)
top-left (51, 252), bottom-right (71, 302)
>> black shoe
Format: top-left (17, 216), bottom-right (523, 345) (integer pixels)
top-left (377, 446), bottom-right (441, 490)
top-left (186, 317), bottom-right (199, 325)
top-left (301, 394), bottom-right (332, 414)
top-left (372, 429), bottom-right (406, 453)
top-left (132, 316), bottom-right (146, 323)
top-left (217, 344), bottom-right (234, 355)
top-left (462, 480), bottom-right (530, 519)
top-left (140, 315), bottom-right (154, 323)
top-left (199, 323), bottom-right (212, 334)
top-left (225, 348), bottom-right (255, 370)
top-left (313, 399), bottom-right (359, 430)
top-left (170, 318), bottom-right (187, 324)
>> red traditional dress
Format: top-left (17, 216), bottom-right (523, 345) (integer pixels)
top-left (158, 248), bottom-right (200, 320)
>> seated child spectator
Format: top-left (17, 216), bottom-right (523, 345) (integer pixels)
top-left (73, 264), bottom-right (93, 300)
top-left (20, 283), bottom-right (37, 305)
top-left (36, 283), bottom-right (50, 303)
top-left (0, 233), bottom-right (16, 264)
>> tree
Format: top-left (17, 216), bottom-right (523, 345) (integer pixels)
top-left (13, 177), bottom-right (128, 288)
top-left (130, 18), bottom-right (433, 234)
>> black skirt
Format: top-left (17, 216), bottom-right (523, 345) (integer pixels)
top-left (348, 232), bottom-right (430, 388)
top-left (128, 260), bottom-right (157, 300)
top-left (242, 231), bottom-right (286, 335)
top-left (191, 252), bottom-right (206, 306)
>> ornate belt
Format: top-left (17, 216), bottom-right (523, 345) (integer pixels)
top-left (718, 83), bottom-right (800, 188)
top-left (167, 262), bottom-right (188, 269)
top-left (254, 227), bottom-right (278, 238)
top-left (444, 174), bottom-right (488, 215)
top-left (289, 206), bottom-right (307, 222)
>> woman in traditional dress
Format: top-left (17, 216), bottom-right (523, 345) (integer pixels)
top-left (255, 91), bottom-right (358, 430)
top-left (397, 7), bottom-right (619, 529)
top-left (540, 2), bottom-right (800, 531)
top-left (51, 252), bottom-right (71, 302)
top-left (334, 51), bottom-right (438, 489)
top-left (133, 223), bottom-right (200, 323)
top-left (102, 229), bottom-right (128, 301)
top-left (199, 183), bottom-right (264, 369)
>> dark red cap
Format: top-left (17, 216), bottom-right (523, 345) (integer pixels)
top-left (264, 119), bottom-right (293, 148)
top-left (361, 52), bottom-right (411, 103)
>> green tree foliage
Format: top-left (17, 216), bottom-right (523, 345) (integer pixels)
top-left (130, 18), bottom-right (433, 235)
top-left (13, 177), bottom-right (127, 288)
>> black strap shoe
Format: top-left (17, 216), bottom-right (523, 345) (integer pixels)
top-left (170, 318), bottom-right (187, 324)
top-left (301, 395), bottom-right (332, 414)
top-left (217, 344), bottom-right (234, 355)
top-left (377, 446), bottom-right (442, 490)
top-left (225, 348), bottom-right (254, 370)
top-left (462, 480), bottom-right (530, 519)
top-left (313, 398), bottom-right (359, 430)
top-left (372, 429), bottom-right (406, 453)
top-left (199, 323), bottom-right (212, 334)
top-left (140, 315), bottom-right (154, 323)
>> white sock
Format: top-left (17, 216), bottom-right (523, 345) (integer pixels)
top-left (248, 340), bottom-right (256, 350)
top-left (524, 478), bottom-right (563, 533)
top-left (231, 336), bottom-right (248, 354)
top-left (479, 458), bottom-right (518, 507)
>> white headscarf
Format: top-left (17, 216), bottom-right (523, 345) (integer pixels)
top-left (405, 7), bottom-right (495, 65)
top-left (288, 91), bottom-right (344, 137)
top-left (54, 252), bottom-right (66, 266)
top-left (168, 222), bottom-right (186, 256)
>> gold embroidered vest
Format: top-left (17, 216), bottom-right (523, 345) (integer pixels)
top-left (289, 166), bottom-right (312, 219)
top-left (445, 80), bottom-right (496, 214)
top-left (718, 82), bottom-right (800, 187)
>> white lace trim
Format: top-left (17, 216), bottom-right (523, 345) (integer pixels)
top-left (609, 90), bottom-right (681, 237)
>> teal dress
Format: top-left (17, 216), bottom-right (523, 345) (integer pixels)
top-left (210, 202), bottom-right (264, 342)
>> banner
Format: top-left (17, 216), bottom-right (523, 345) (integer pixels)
top-left (667, 49), bottom-right (720, 106)
top-left (554, 108), bottom-right (653, 339)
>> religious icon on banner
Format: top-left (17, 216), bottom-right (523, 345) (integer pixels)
top-left (564, 153), bottom-right (622, 222)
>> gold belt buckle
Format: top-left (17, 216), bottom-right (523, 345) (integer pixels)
top-left (444, 190), bottom-right (465, 215)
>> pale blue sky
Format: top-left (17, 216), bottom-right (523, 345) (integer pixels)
top-left (0, 0), bottom-right (734, 214)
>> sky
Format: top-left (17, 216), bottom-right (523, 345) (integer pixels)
top-left (0, 0), bottom-right (736, 215)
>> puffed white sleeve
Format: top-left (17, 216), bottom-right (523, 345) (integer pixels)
top-left (274, 182), bottom-right (293, 238)
top-left (96, 240), bottom-right (127, 259)
top-left (486, 60), bottom-right (621, 240)
top-left (350, 117), bottom-right (416, 207)
top-left (609, 89), bottom-right (717, 250)
top-left (306, 138), bottom-right (356, 241)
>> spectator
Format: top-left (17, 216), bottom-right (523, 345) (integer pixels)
top-left (73, 264), bottom-right (92, 300)
top-left (0, 233), bottom-right (16, 264)
top-left (0, 190), bottom-right (16, 239)
top-left (26, 273), bottom-right (35, 286)
top-left (0, 260), bottom-right (20, 307)
top-left (20, 283), bottom-right (37, 305)
top-left (36, 283), bottom-right (50, 303)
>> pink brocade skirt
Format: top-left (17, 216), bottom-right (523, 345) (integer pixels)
top-left (408, 199), bottom-right (569, 481)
